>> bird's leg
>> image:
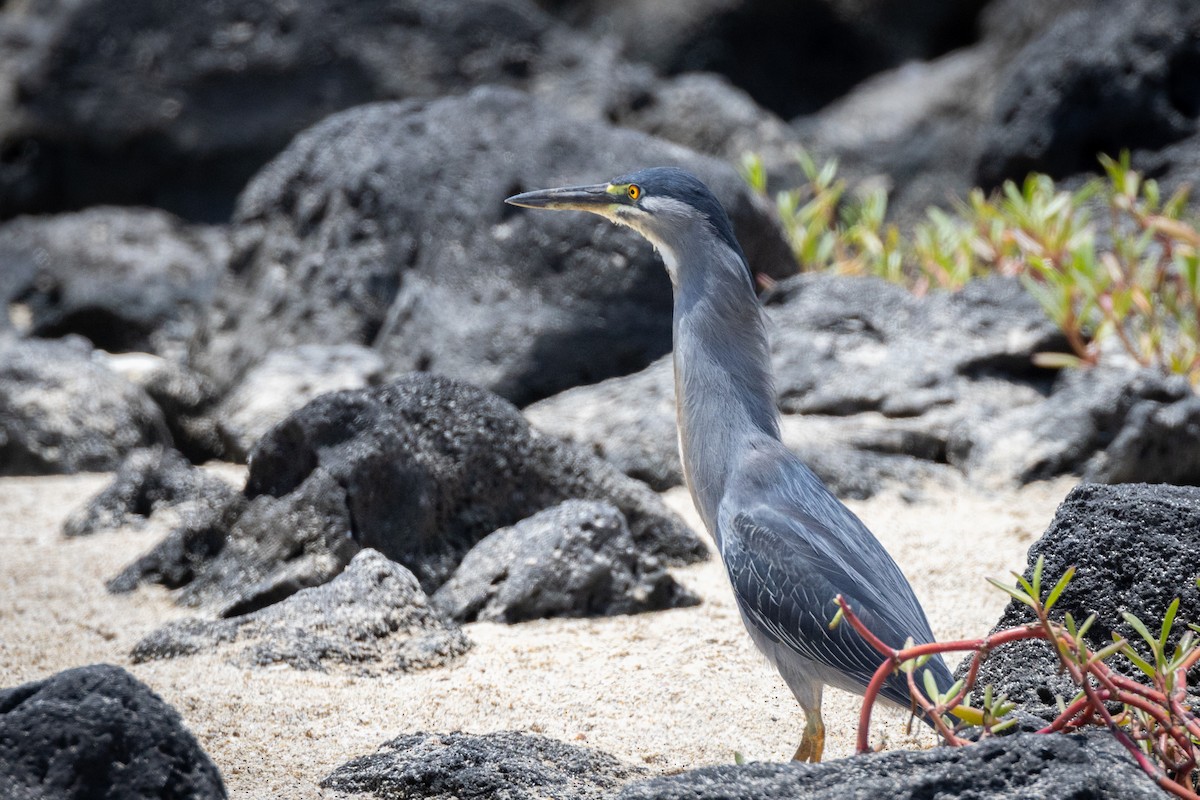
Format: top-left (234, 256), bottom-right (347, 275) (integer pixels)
top-left (793, 706), bottom-right (825, 763)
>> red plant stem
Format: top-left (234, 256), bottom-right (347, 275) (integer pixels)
top-left (1169, 667), bottom-right (1200, 744)
top-left (1089, 668), bottom-right (1196, 758)
top-left (839, 594), bottom-right (1199, 796)
top-left (836, 596), bottom-right (1047, 753)
top-left (1081, 677), bottom-right (1200, 800)
top-left (1107, 672), bottom-right (1170, 705)
top-left (1038, 694), bottom-right (1092, 734)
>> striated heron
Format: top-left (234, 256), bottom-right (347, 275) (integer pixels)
top-left (506, 167), bottom-right (952, 762)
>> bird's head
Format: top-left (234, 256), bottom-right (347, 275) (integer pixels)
top-left (505, 166), bottom-right (744, 281)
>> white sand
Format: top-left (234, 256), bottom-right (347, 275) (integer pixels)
top-left (0, 469), bottom-right (1077, 798)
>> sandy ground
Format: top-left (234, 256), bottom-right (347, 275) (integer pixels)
top-left (0, 468), bottom-right (1078, 798)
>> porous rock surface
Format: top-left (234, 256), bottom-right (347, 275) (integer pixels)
top-left (433, 500), bottom-right (698, 623)
top-left (114, 373), bottom-right (705, 617)
top-left (615, 732), bottom-right (1161, 799)
top-left (62, 446), bottom-right (240, 538)
top-left (0, 664), bottom-right (227, 800)
top-left (132, 549), bottom-right (470, 674)
top-left (0, 337), bottom-right (171, 475)
top-left (200, 86), bottom-right (792, 406)
top-left (965, 483), bottom-right (1200, 720)
top-left (320, 730), bottom-right (644, 800)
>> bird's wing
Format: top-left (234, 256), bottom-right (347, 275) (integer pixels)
top-left (721, 502), bottom-right (946, 703)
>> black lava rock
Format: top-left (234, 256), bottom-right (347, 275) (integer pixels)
top-left (62, 447), bottom-right (241, 538)
top-left (132, 549), bottom-right (470, 674)
top-left (0, 664), bottom-right (227, 800)
top-left (0, 0), bottom-right (562, 221)
top-left (615, 732), bottom-right (1161, 799)
top-left (320, 730), bottom-right (644, 800)
top-left (978, 0), bottom-right (1200, 187)
top-left (543, 0), bottom-right (988, 119)
top-left (966, 482), bottom-right (1200, 721)
top-left (957, 367), bottom-right (1196, 486)
top-left (1085, 394), bottom-right (1200, 485)
top-left (0, 207), bottom-right (227, 357)
top-left (113, 373), bottom-right (705, 616)
top-left (433, 500), bottom-right (698, 623)
top-left (0, 337), bottom-right (171, 475)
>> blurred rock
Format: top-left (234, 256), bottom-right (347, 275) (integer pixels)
top-left (978, 0), bottom-right (1200, 187)
top-left (0, 0), bottom-right (564, 221)
top-left (785, 0), bottom-right (1184, 224)
top-left (216, 343), bottom-right (385, 460)
top-left (537, 0), bottom-right (987, 118)
top-left (106, 490), bottom-right (243, 595)
top-left (0, 207), bottom-right (227, 358)
top-left (114, 374), bottom-right (704, 615)
top-left (954, 368), bottom-right (1194, 486)
top-left (615, 732), bottom-right (1160, 799)
top-left (765, 273), bottom-right (1059, 417)
top-left (202, 86), bottom-right (792, 406)
top-left (604, 72), bottom-right (796, 167)
top-left (433, 500), bottom-right (698, 623)
top-left (133, 549), bottom-right (470, 674)
top-left (0, 664), bottom-right (227, 800)
top-left (792, 47), bottom-right (994, 226)
top-left (321, 730), bottom-right (643, 799)
top-left (966, 483), bottom-right (1200, 721)
top-left (0, 337), bottom-right (171, 475)
top-left (62, 446), bottom-right (240, 537)
top-left (526, 357), bottom-right (679, 491)
top-left (107, 355), bottom-right (227, 463)
top-left (168, 468), bottom-right (360, 616)
top-left (1086, 395), bottom-right (1200, 485)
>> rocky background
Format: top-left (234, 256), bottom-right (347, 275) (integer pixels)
top-left (1, 0), bottom-right (1198, 798)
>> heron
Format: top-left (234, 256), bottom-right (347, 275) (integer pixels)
top-left (506, 167), bottom-right (951, 762)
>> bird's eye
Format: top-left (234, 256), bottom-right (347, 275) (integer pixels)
top-left (628, 184), bottom-right (641, 201)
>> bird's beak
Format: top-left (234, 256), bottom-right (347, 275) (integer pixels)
top-left (505, 183), bottom-right (615, 213)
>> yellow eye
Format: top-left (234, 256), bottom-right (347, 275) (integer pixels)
top-left (628, 184), bottom-right (641, 201)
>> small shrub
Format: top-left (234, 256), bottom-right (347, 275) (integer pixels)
top-left (743, 151), bottom-right (1200, 385)
top-left (832, 559), bottom-right (1200, 798)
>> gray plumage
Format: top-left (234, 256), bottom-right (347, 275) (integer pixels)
top-left (507, 167), bottom-right (951, 760)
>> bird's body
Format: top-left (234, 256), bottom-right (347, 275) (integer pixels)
top-left (507, 167), bottom-right (951, 761)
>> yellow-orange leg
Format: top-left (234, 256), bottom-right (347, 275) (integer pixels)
top-left (792, 710), bottom-right (825, 763)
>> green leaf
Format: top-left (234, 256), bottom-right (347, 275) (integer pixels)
top-left (1120, 642), bottom-right (1157, 679)
top-left (1122, 611), bottom-right (1160, 658)
top-left (987, 577), bottom-right (1037, 609)
top-left (1043, 566), bottom-right (1075, 613)
top-left (1032, 352), bottom-right (1089, 371)
top-left (1159, 597), bottom-right (1180, 655)
top-left (990, 717), bottom-right (1019, 734)
top-left (734, 751), bottom-right (746, 765)
top-left (1031, 556), bottom-right (1045, 598)
top-left (828, 607), bottom-right (845, 630)
top-left (922, 668), bottom-right (940, 703)
top-left (950, 705), bottom-right (985, 725)
top-left (1088, 639), bottom-right (1127, 664)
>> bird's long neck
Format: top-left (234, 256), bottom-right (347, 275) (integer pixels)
top-left (667, 231), bottom-right (780, 536)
